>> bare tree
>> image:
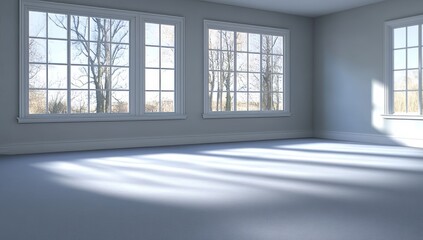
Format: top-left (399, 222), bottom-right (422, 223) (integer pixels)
top-left (50, 15), bottom-right (129, 113)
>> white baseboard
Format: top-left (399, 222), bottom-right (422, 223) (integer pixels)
top-left (0, 130), bottom-right (313, 155)
top-left (315, 130), bottom-right (423, 148)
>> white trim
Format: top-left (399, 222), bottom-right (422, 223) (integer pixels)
top-left (203, 20), bottom-right (291, 118)
top-left (0, 130), bottom-right (312, 155)
top-left (203, 112), bottom-right (291, 119)
top-left (17, 114), bottom-right (187, 123)
top-left (19, 0), bottom-right (185, 123)
top-left (315, 131), bottom-right (423, 148)
top-left (382, 114), bottom-right (423, 120)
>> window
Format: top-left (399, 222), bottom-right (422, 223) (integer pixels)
top-left (385, 16), bottom-right (423, 118)
top-left (203, 20), bottom-right (290, 118)
top-left (20, 0), bottom-right (184, 123)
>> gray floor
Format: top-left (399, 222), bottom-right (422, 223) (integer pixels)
top-left (1, 138), bottom-right (423, 240)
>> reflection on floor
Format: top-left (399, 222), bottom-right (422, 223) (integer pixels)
top-left (1, 139), bottom-right (423, 240)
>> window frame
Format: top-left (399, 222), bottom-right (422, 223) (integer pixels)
top-left (203, 20), bottom-right (291, 119)
top-left (384, 15), bottom-right (423, 119)
top-left (19, 0), bottom-right (185, 123)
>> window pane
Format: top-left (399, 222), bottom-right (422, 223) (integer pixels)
top-left (408, 70), bottom-right (419, 90)
top-left (145, 69), bottom-right (159, 90)
top-left (248, 93), bottom-right (260, 111)
top-left (71, 41), bottom-right (88, 64)
top-left (221, 72), bottom-right (234, 91)
top-left (407, 25), bottom-right (419, 47)
top-left (236, 32), bottom-right (248, 52)
top-left (90, 90), bottom-right (109, 113)
top-left (111, 91), bottom-right (129, 113)
top-left (90, 17), bottom-right (110, 42)
top-left (161, 48), bottom-right (174, 68)
top-left (408, 91), bottom-right (419, 113)
top-left (146, 46), bottom-right (159, 68)
top-left (29, 90), bottom-right (46, 114)
top-left (222, 51), bottom-right (234, 71)
top-left (90, 66), bottom-right (110, 90)
top-left (237, 53), bottom-right (248, 71)
top-left (210, 92), bottom-right (234, 111)
top-left (145, 91), bottom-right (160, 112)
top-left (273, 93), bottom-right (284, 111)
top-left (394, 91), bottom-right (406, 113)
top-left (161, 92), bottom-right (174, 112)
top-left (71, 66), bottom-right (89, 89)
top-left (29, 11), bottom-right (46, 38)
top-left (48, 40), bottom-right (67, 64)
top-left (209, 29), bottom-right (221, 49)
top-left (407, 48), bottom-right (419, 69)
top-left (273, 36), bottom-right (284, 55)
top-left (111, 20), bottom-right (129, 43)
top-left (48, 90), bottom-right (67, 114)
top-left (71, 90), bottom-right (89, 113)
top-left (273, 55), bottom-right (284, 73)
top-left (249, 73), bottom-right (260, 91)
top-left (394, 49), bottom-right (406, 70)
top-left (29, 38), bottom-right (46, 63)
top-left (111, 44), bottom-right (129, 66)
top-left (393, 70), bottom-right (406, 91)
top-left (221, 31), bottom-right (234, 51)
top-left (29, 64), bottom-right (46, 88)
top-left (146, 23), bottom-right (159, 46)
top-left (236, 92), bottom-right (248, 111)
top-left (262, 90), bottom-right (272, 111)
top-left (209, 50), bottom-right (221, 70)
top-left (209, 71), bottom-right (220, 92)
top-left (394, 27), bottom-right (406, 49)
top-left (112, 67), bottom-right (129, 90)
top-left (262, 35), bottom-right (274, 54)
top-left (70, 16), bottom-right (89, 40)
top-left (248, 33), bottom-right (260, 52)
top-left (161, 69), bottom-right (174, 91)
top-left (236, 73), bottom-right (248, 91)
top-left (248, 53), bottom-right (260, 72)
top-left (161, 24), bottom-right (174, 47)
top-left (272, 74), bottom-right (283, 92)
top-left (48, 65), bottom-right (67, 89)
top-left (48, 13), bottom-right (67, 39)
top-left (90, 42), bottom-right (110, 65)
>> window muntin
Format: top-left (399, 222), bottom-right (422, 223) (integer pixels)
top-left (28, 11), bottom-right (130, 115)
top-left (385, 16), bottom-right (423, 117)
top-left (145, 23), bottom-right (175, 113)
top-left (392, 25), bottom-right (422, 114)
top-left (20, 1), bottom-right (185, 122)
top-left (204, 21), bottom-right (289, 117)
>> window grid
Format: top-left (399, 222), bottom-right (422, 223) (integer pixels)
top-left (391, 24), bottom-right (423, 115)
top-left (28, 11), bottom-right (131, 115)
top-left (207, 28), bottom-right (285, 113)
top-left (21, 1), bottom-right (185, 122)
top-left (145, 23), bottom-right (176, 113)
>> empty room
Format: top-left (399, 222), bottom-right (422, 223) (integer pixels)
top-left (1, 0), bottom-right (423, 239)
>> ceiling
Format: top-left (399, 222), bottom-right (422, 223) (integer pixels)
top-left (200, 0), bottom-right (386, 17)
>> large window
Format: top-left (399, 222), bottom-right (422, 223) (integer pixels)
top-left (385, 16), bottom-right (423, 117)
top-left (203, 20), bottom-right (290, 118)
top-left (20, 0), bottom-right (184, 123)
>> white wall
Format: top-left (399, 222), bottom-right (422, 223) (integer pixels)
top-left (313, 0), bottom-right (423, 147)
top-left (0, 0), bottom-right (314, 154)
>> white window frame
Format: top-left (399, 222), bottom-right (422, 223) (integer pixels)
top-left (384, 15), bottom-right (423, 120)
top-left (203, 20), bottom-right (291, 119)
top-left (19, 0), bottom-right (185, 123)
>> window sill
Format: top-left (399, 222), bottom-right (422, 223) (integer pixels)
top-left (203, 112), bottom-right (291, 119)
top-left (382, 115), bottom-right (423, 120)
top-left (17, 114), bottom-right (187, 123)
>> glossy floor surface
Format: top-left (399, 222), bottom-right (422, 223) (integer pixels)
top-left (1, 139), bottom-right (423, 240)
